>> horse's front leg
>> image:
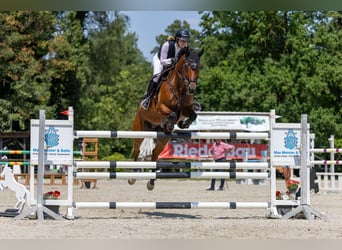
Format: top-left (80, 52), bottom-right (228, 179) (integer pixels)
top-left (160, 111), bottom-right (178, 132)
top-left (178, 110), bottom-right (197, 129)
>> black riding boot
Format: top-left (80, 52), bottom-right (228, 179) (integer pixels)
top-left (142, 79), bottom-right (156, 99)
top-left (141, 79), bottom-right (156, 109)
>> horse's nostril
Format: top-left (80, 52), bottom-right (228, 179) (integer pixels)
top-left (188, 88), bottom-right (196, 94)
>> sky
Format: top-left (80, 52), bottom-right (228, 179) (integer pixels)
top-left (120, 11), bottom-right (202, 62)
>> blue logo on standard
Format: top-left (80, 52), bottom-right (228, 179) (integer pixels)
top-left (45, 126), bottom-right (59, 147)
top-left (284, 129), bottom-right (297, 150)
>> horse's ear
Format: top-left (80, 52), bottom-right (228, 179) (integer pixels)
top-left (198, 48), bottom-right (204, 58)
top-left (176, 47), bottom-right (186, 59)
top-left (185, 46), bottom-right (190, 55)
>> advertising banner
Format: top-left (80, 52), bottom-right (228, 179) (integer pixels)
top-left (174, 112), bottom-right (270, 132)
top-left (158, 142), bottom-right (268, 160)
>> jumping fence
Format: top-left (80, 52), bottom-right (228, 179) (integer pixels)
top-left (4, 107), bottom-right (326, 221)
top-left (310, 134), bottom-right (342, 193)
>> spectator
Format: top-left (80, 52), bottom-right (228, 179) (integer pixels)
top-left (282, 165), bottom-right (291, 189)
top-left (206, 139), bottom-right (233, 191)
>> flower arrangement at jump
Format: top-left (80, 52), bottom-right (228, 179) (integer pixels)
top-left (276, 179), bottom-right (300, 200)
top-left (276, 190), bottom-right (289, 200)
top-left (43, 190), bottom-right (61, 200)
top-left (286, 179), bottom-right (300, 193)
top-left (287, 183), bottom-right (299, 193)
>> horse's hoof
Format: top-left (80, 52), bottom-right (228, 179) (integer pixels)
top-left (128, 179), bottom-right (136, 185)
top-left (166, 125), bottom-right (174, 132)
top-left (146, 181), bottom-right (154, 191)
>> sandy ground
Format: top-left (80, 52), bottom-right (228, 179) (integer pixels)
top-left (0, 178), bottom-right (342, 239)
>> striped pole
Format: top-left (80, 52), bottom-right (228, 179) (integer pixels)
top-left (310, 148), bottom-right (342, 153)
top-left (0, 150), bottom-right (82, 155)
top-left (73, 201), bottom-right (270, 209)
top-left (0, 161), bottom-right (30, 166)
top-left (311, 160), bottom-right (342, 165)
top-left (74, 131), bottom-right (269, 140)
top-left (74, 171), bottom-right (269, 180)
top-left (74, 161), bottom-right (270, 170)
top-left (0, 150), bottom-right (30, 154)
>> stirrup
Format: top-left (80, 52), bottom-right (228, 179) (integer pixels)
top-left (141, 98), bottom-right (150, 109)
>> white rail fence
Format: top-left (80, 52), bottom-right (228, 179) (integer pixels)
top-left (316, 173), bottom-right (342, 193)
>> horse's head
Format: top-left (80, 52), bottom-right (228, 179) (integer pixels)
top-left (176, 47), bottom-right (203, 95)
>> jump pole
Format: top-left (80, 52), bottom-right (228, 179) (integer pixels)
top-left (73, 201), bottom-right (270, 209)
top-left (74, 131), bottom-right (269, 140)
top-left (74, 171), bottom-right (269, 180)
top-left (74, 161), bottom-right (269, 170)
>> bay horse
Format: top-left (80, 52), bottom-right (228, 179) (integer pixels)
top-left (131, 47), bottom-right (203, 190)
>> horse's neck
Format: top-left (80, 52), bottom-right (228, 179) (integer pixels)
top-left (171, 59), bottom-right (186, 92)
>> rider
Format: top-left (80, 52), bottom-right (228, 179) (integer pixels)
top-left (141, 28), bottom-right (191, 109)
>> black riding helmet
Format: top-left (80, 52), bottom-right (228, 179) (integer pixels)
top-left (175, 29), bottom-right (191, 42)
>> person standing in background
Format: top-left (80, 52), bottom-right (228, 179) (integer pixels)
top-left (206, 139), bottom-right (234, 191)
top-left (282, 165), bottom-right (291, 189)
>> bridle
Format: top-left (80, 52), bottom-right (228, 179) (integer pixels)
top-left (176, 54), bottom-right (200, 95)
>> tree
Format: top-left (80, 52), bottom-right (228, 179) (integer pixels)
top-left (197, 11), bottom-right (342, 146)
top-left (78, 11), bottom-right (150, 157)
top-left (47, 11), bottom-right (90, 122)
top-left (0, 11), bottom-right (57, 131)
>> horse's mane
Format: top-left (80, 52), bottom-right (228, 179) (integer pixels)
top-left (175, 47), bottom-right (190, 62)
top-left (175, 47), bottom-right (201, 63)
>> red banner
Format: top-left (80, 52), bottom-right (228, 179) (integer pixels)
top-left (159, 143), bottom-right (268, 160)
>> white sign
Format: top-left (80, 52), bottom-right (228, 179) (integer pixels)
top-left (175, 112), bottom-right (270, 131)
top-left (30, 119), bottom-right (73, 165)
top-left (271, 123), bottom-right (302, 166)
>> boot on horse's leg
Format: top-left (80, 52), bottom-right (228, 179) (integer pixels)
top-left (141, 79), bottom-right (157, 109)
top-left (147, 179), bottom-right (155, 191)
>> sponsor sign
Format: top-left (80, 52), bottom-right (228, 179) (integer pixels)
top-left (174, 113), bottom-right (270, 131)
top-left (30, 119), bottom-right (73, 165)
top-left (271, 124), bottom-right (302, 166)
top-left (158, 143), bottom-right (268, 160)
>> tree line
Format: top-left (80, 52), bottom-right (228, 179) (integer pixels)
top-left (1, 11), bottom-right (342, 159)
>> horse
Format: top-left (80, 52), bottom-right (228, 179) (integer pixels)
top-left (131, 47), bottom-right (203, 190)
top-left (0, 164), bottom-right (31, 212)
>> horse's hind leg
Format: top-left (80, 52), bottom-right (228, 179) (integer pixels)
top-left (15, 192), bottom-right (26, 211)
top-left (130, 111), bottom-right (145, 185)
top-left (146, 138), bottom-right (169, 191)
top-left (128, 137), bottom-right (145, 185)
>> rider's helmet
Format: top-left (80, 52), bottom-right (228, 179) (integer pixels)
top-left (175, 29), bottom-right (191, 42)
